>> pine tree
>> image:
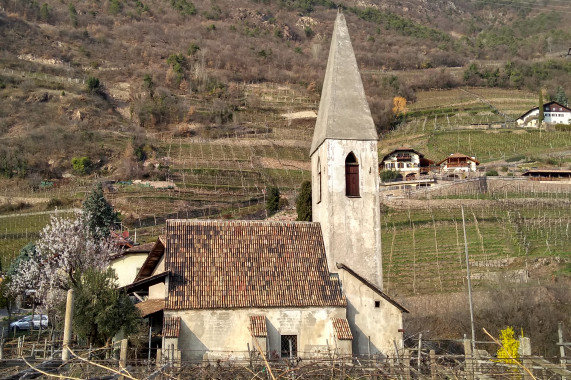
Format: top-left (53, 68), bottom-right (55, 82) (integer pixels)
top-left (82, 183), bottom-right (118, 237)
top-left (72, 268), bottom-right (141, 346)
top-left (266, 186), bottom-right (280, 216)
top-left (296, 181), bottom-right (312, 221)
top-left (554, 86), bottom-right (568, 107)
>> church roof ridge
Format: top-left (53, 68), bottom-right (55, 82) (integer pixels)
top-left (310, 12), bottom-right (378, 155)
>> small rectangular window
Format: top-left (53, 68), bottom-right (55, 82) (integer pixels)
top-left (281, 335), bottom-right (297, 358)
top-left (374, 301), bottom-right (380, 308)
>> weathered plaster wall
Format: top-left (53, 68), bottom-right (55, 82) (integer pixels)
top-left (311, 139), bottom-right (382, 288)
top-left (147, 255), bottom-right (167, 299)
top-left (110, 253), bottom-right (148, 287)
top-left (149, 282), bottom-right (166, 300)
top-left (166, 307), bottom-right (348, 362)
top-left (338, 270), bottom-right (404, 357)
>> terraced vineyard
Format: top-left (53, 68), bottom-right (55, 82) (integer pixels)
top-left (380, 87), bottom-right (571, 165)
top-left (1, 83), bottom-right (569, 291)
top-left (381, 201), bottom-right (571, 297)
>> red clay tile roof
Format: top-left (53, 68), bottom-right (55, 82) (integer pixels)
top-left (249, 315), bottom-right (267, 337)
top-left (126, 242), bottom-right (156, 253)
top-left (332, 318), bottom-right (353, 340)
top-left (135, 299), bottom-right (165, 317)
top-left (164, 220), bottom-right (346, 310)
top-left (163, 316), bottom-right (181, 338)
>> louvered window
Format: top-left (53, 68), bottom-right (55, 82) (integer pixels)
top-left (345, 152), bottom-right (359, 197)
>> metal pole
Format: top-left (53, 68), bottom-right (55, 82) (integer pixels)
top-left (62, 289), bottom-right (74, 361)
top-left (417, 333), bottom-right (422, 371)
top-left (461, 205), bottom-right (476, 354)
top-left (559, 322), bottom-right (568, 379)
top-left (148, 325), bottom-right (152, 364)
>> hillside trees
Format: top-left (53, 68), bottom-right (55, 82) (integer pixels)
top-left (7, 214), bottom-right (125, 332)
top-left (296, 180), bottom-right (311, 221)
top-left (72, 268), bottom-right (140, 346)
top-left (266, 186), bottom-right (280, 216)
top-left (82, 183), bottom-right (119, 237)
top-left (554, 86), bottom-right (568, 106)
top-left (538, 90), bottom-right (544, 126)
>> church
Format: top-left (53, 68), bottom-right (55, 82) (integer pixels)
top-left (125, 11), bottom-right (407, 362)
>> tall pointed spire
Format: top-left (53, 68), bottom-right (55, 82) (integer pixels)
top-left (310, 12), bottom-right (378, 155)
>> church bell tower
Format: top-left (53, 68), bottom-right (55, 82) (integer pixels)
top-left (310, 11), bottom-right (383, 288)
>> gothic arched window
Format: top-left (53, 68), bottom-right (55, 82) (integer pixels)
top-left (345, 152), bottom-right (359, 197)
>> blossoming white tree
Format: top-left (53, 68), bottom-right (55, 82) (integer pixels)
top-left (9, 213), bottom-right (120, 309)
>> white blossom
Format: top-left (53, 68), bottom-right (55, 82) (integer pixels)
top-left (10, 212), bottom-right (121, 308)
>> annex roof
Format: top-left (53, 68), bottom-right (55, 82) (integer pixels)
top-left (164, 220), bottom-right (346, 310)
top-left (163, 316), bottom-right (181, 338)
top-left (249, 315), bottom-right (267, 337)
top-left (134, 237), bottom-right (166, 282)
top-left (135, 298), bottom-right (165, 317)
top-left (310, 12), bottom-right (377, 156)
top-left (332, 318), bottom-right (353, 340)
top-left (336, 263), bottom-right (409, 313)
top-left (110, 241), bottom-right (155, 261)
top-left (122, 270), bottom-right (170, 293)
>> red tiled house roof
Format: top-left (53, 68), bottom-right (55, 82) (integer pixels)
top-left (163, 316), bottom-right (181, 338)
top-left (135, 299), bottom-right (165, 317)
top-left (249, 315), bottom-right (267, 337)
top-left (164, 220), bottom-right (346, 310)
top-left (332, 318), bottom-right (353, 340)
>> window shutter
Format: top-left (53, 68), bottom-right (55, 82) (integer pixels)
top-left (345, 153), bottom-right (359, 197)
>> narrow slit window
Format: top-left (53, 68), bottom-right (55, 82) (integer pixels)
top-left (317, 157), bottom-right (322, 203)
top-left (345, 152), bottom-right (360, 197)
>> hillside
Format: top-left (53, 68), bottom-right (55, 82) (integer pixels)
top-left (1, 0), bottom-right (570, 278)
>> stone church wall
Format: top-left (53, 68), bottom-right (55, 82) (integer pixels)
top-left (166, 307), bottom-right (348, 362)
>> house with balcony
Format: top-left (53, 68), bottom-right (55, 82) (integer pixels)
top-left (437, 153), bottom-right (480, 173)
top-left (380, 148), bottom-right (433, 180)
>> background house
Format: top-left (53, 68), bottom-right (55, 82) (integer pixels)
top-left (522, 169), bottom-right (571, 181)
top-left (516, 101), bottom-right (571, 127)
top-left (110, 242), bottom-right (154, 287)
top-left (380, 148), bottom-right (433, 180)
top-left (437, 153), bottom-right (480, 174)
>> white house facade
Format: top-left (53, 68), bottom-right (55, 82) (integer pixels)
top-left (437, 153), bottom-right (480, 173)
top-left (516, 101), bottom-right (571, 127)
top-left (380, 148), bottom-right (432, 180)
